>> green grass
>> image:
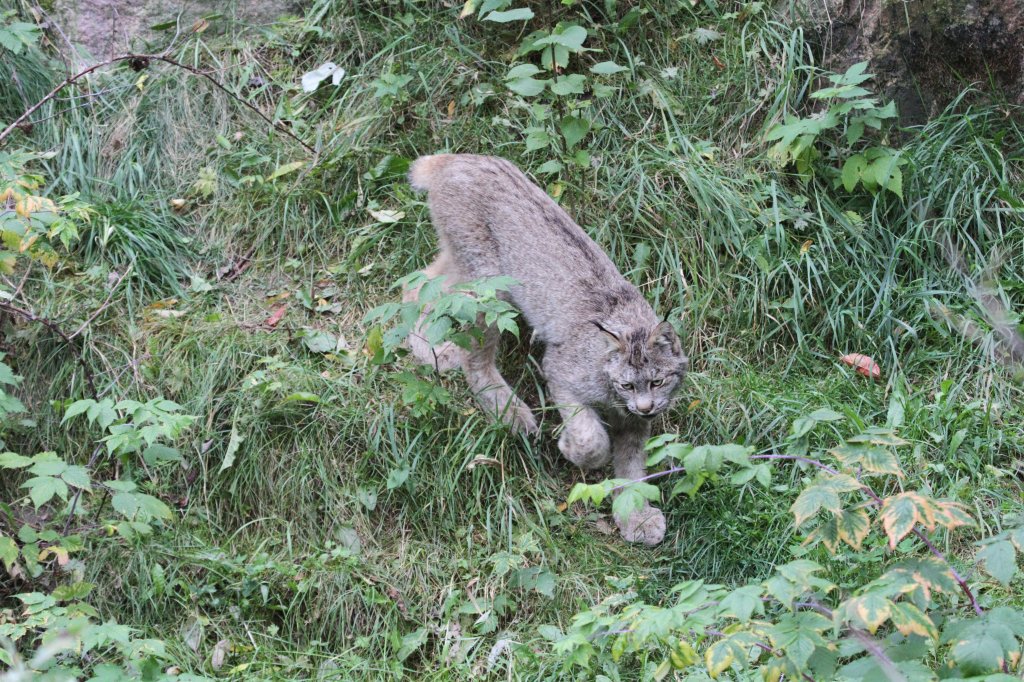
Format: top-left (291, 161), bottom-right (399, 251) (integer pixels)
top-left (1, 0), bottom-right (1022, 679)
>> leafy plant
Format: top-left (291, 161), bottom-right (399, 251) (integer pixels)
top-left (765, 62), bottom-right (905, 196)
top-left (363, 271), bottom-right (520, 359)
top-left (553, 410), bottom-right (1023, 679)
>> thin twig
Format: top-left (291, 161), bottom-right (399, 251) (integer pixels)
top-left (0, 301), bottom-right (97, 397)
top-left (0, 53), bottom-right (316, 155)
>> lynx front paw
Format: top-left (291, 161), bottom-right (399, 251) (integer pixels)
top-left (509, 402), bottom-right (539, 436)
top-left (615, 505), bottom-right (666, 547)
top-left (558, 424), bottom-right (611, 469)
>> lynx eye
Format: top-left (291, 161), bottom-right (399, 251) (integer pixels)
top-left (620, 382), bottom-right (634, 391)
top-left (651, 378), bottom-right (664, 387)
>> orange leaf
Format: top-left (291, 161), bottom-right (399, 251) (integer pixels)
top-left (265, 305), bottom-right (288, 327)
top-left (840, 353), bottom-right (881, 380)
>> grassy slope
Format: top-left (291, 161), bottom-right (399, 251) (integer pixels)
top-left (1, 1), bottom-right (1022, 679)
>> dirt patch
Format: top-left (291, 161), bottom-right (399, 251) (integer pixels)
top-left (786, 0), bottom-right (1024, 124)
top-left (50, 0), bottom-right (301, 61)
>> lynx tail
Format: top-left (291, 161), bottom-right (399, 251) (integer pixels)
top-left (408, 154), bottom-right (454, 192)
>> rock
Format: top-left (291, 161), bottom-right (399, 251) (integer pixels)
top-left (786, 0), bottom-right (1024, 124)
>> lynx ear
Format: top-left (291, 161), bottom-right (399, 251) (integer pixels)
top-left (648, 321), bottom-right (681, 355)
top-left (591, 320), bottom-right (624, 354)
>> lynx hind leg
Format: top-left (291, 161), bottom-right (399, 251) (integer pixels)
top-left (402, 253), bottom-right (464, 373)
top-left (463, 323), bottom-right (538, 436)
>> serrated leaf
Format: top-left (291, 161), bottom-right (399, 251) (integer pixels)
top-left (880, 493), bottom-right (925, 549)
top-left (29, 452), bottom-right (67, 476)
top-left (23, 475), bottom-right (68, 508)
top-left (836, 507), bottom-right (871, 550)
top-left (847, 592), bottom-right (892, 634)
top-left (559, 116), bottom-right (591, 150)
top-left (705, 639), bottom-right (734, 678)
top-left (719, 585), bottom-right (764, 622)
top-left (890, 601), bottom-right (937, 639)
top-left (0, 535), bottom-right (17, 570)
top-left (61, 399), bottom-right (95, 425)
top-left (977, 540), bottom-right (1016, 586)
top-left (549, 74), bottom-right (586, 96)
top-left (0, 451), bottom-right (32, 468)
top-left (841, 154), bottom-right (866, 192)
top-left (484, 7), bottom-right (534, 22)
top-left (61, 465), bottom-right (92, 491)
top-left (790, 478), bottom-right (842, 526)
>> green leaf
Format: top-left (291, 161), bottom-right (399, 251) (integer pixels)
top-left (977, 540), bottom-right (1016, 587)
top-left (549, 74), bottom-right (587, 96)
top-left (0, 22), bottom-right (41, 55)
top-left (790, 478), bottom-right (842, 526)
top-left (387, 467), bottom-right (410, 490)
top-left (841, 154), bottom-right (866, 192)
top-left (29, 451), bottom-right (67, 476)
top-left (559, 116), bottom-right (591, 149)
top-left (836, 507), bottom-right (871, 550)
top-left (61, 465), bottom-right (92, 491)
top-left (61, 398), bottom-right (95, 424)
top-left (218, 422), bottom-right (243, 474)
top-left (506, 76), bottom-right (548, 97)
top-left (143, 443), bottom-right (182, 465)
top-left (0, 451), bottom-right (32, 468)
top-left (22, 475), bottom-right (68, 508)
top-left (396, 627), bottom-right (429, 661)
top-left (507, 64), bottom-right (542, 79)
top-left (266, 161), bottom-right (306, 181)
top-left (534, 24), bottom-right (587, 50)
top-left (483, 7), bottom-right (534, 22)
top-left (590, 61), bottom-right (627, 75)
top-left (719, 585), bottom-right (764, 622)
top-left (0, 535), bottom-right (17, 570)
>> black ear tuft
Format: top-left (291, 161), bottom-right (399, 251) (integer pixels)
top-left (647, 321), bottom-right (681, 355)
top-left (591, 320), bottom-right (624, 354)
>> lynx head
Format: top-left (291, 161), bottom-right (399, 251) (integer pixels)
top-left (592, 320), bottom-right (689, 419)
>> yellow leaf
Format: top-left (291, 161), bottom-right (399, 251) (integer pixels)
top-left (688, 399), bottom-right (701, 412)
top-left (890, 601), bottom-right (937, 640)
top-left (800, 239), bottom-right (813, 254)
top-left (447, 100), bottom-right (456, 118)
top-left (670, 639), bottom-right (697, 668)
top-left (847, 593), bottom-right (892, 634)
top-left (705, 639), bottom-right (734, 678)
top-left (459, 0), bottom-right (478, 17)
top-left (836, 507), bottom-right (871, 550)
top-left (15, 195), bottom-right (57, 218)
top-left (0, 187), bottom-right (22, 204)
top-left (136, 74), bottom-right (149, 90)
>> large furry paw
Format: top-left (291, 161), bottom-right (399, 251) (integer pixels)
top-left (615, 505), bottom-right (666, 547)
top-left (558, 423), bottom-right (611, 469)
top-left (508, 401), bottom-right (539, 436)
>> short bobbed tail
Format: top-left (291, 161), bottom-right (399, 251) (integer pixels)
top-left (408, 154), bottom-right (454, 192)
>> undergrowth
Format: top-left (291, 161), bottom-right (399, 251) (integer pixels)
top-left (0, 0), bottom-right (1022, 679)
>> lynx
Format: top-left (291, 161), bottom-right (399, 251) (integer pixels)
top-left (403, 154), bottom-right (688, 546)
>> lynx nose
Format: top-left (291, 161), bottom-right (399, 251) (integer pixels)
top-left (636, 398), bottom-right (654, 414)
